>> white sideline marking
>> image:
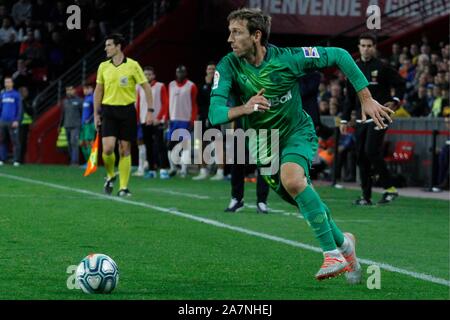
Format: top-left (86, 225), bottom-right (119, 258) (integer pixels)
top-left (146, 188), bottom-right (210, 200)
top-left (245, 204), bottom-right (374, 223)
top-left (245, 204), bottom-right (302, 218)
top-left (1, 172), bottom-right (449, 288)
top-left (141, 191), bottom-right (373, 223)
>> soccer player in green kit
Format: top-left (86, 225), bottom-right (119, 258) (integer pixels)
top-left (209, 8), bottom-right (394, 282)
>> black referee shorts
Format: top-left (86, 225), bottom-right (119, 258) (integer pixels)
top-left (101, 104), bottom-right (137, 141)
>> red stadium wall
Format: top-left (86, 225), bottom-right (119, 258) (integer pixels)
top-left (25, 104), bottom-right (69, 164)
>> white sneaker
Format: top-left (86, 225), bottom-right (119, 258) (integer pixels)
top-left (341, 233), bottom-right (362, 284)
top-left (144, 170), bottom-right (157, 179)
top-left (13, 161), bottom-right (20, 167)
top-left (256, 202), bottom-right (269, 214)
top-left (315, 250), bottom-right (349, 281)
top-left (159, 169), bottom-right (170, 179)
top-left (193, 168), bottom-right (208, 180)
top-left (210, 170), bottom-right (224, 181)
top-left (132, 169), bottom-right (144, 177)
top-left (224, 198), bottom-right (244, 212)
top-left (179, 170), bottom-right (187, 178)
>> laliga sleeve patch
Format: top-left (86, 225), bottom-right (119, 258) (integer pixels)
top-left (212, 71), bottom-right (220, 90)
top-left (302, 47), bottom-right (320, 58)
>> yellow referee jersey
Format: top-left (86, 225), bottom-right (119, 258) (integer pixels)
top-left (96, 57), bottom-right (147, 106)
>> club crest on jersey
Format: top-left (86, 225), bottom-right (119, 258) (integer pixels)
top-left (213, 71), bottom-right (220, 90)
top-left (302, 47), bottom-right (320, 58)
top-left (119, 76), bottom-right (129, 87)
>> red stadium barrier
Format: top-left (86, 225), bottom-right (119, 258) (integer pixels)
top-left (25, 105), bottom-right (69, 164)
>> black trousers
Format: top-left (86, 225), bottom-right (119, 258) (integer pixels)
top-left (142, 124), bottom-right (169, 170)
top-left (355, 122), bottom-right (393, 200)
top-left (230, 164), bottom-right (269, 204)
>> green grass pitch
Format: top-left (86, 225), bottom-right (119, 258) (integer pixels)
top-left (0, 165), bottom-right (448, 299)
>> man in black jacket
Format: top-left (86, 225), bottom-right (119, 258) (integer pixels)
top-left (340, 33), bottom-right (406, 205)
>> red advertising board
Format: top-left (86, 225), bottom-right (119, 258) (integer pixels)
top-left (222, 0), bottom-right (448, 35)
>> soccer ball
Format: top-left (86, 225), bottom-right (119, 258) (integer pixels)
top-left (76, 253), bottom-right (119, 294)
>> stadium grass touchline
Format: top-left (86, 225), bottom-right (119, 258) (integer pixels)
top-left (147, 188), bottom-right (375, 223)
top-left (1, 172), bottom-right (449, 288)
top-left (243, 204), bottom-right (376, 223)
top-left (146, 187), bottom-right (211, 199)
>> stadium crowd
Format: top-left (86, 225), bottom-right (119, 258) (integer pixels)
top-left (317, 39), bottom-right (450, 118)
top-left (311, 38), bottom-right (450, 189)
top-left (0, 0), bottom-right (171, 98)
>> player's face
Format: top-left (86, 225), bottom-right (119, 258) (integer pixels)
top-left (83, 86), bottom-right (93, 96)
top-left (358, 39), bottom-right (376, 60)
top-left (4, 78), bottom-right (13, 90)
top-left (228, 19), bottom-right (255, 58)
top-left (105, 39), bottom-right (119, 58)
top-left (176, 68), bottom-right (187, 81)
top-left (145, 70), bottom-right (155, 82)
top-left (66, 87), bottom-right (75, 96)
top-left (206, 64), bottom-right (216, 76)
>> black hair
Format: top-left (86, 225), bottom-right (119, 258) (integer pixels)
top-left (359, 32), bottom-right (377, 45)
top-left (105, 33), bottom-right (126, 50)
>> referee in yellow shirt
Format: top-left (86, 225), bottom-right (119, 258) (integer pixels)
top-left (94, 33), bottom-right (153, 196)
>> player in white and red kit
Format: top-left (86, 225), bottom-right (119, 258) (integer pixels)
top-left (161, 65), bottom-right (198, 177)
top-left (135, 66), bottom-right (170, 178)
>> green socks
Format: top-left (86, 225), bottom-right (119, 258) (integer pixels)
top-left (295, 186), bottom-right (344, 251)
top-left (322, 202), bottom-right (345, 247)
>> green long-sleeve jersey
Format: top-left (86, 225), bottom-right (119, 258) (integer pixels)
top-left (209, 45), bottom-right (369, 140)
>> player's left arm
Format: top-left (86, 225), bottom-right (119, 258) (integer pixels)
top-left (141, 82), bottom-right (153, 125)
top-left (294, 47), bottom-right (393, 128)
top-left (209, 59), bottom-right (270, 126)
top-left (157, 84), bottom-right (169, 122)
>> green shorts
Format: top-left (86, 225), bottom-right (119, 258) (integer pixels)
top-left (79, 123), bottom-right (96, 142)
top-left (261, 119), bottom-right (318, 206)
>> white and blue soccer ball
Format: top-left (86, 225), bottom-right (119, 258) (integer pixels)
top-left (76, 253), bottom-right (119, 294)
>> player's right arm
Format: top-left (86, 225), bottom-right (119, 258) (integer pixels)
top-left (340, 79), bottom-right (356, 134)
top-left (209, 58), bottom-right (270, 126)
top-left (93, 63), bottom-right (104, 130)
top-left (93, 84), bottom-right (103, 130)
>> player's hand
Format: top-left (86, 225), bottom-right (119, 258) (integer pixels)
top-left (94, 113), bottom-right (101, 131)
top-left (11, 121), bottom-right (19, 128)
top-left (339, 123), bottom-right (348, 135)
top-left (361, 97), bottom-right (394, 129)
top-left (384, 101), bottom-right (398, 111)
top-left (145, 112), bottom-right (153, 125)
top-left (153, 119), bottom-right (160, 126)
top-left (244, 89), bottom-right (270, 115)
